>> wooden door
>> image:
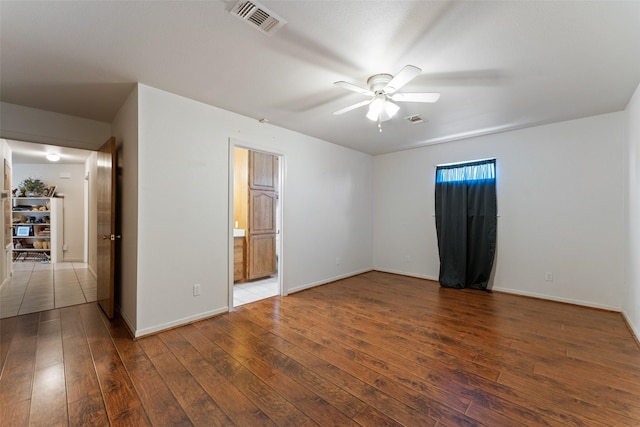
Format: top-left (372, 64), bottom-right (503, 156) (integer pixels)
top-left (249, 150), bottom-right (277, 190)
top-left (247, 151), bottom-right (277, 280)
top-left (97, 137), bottom-right (117, 318)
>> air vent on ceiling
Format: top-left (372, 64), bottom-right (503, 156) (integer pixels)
top-left (405, 114), bottom-right (425, 124)
top-left (230, 0), bottom-right (287, 36)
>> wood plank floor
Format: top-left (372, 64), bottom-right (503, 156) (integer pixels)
top-left (1, 271), bottom-right (639, 426)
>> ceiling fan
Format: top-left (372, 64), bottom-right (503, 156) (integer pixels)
top-left (333, 65), bottom-right (440, 131)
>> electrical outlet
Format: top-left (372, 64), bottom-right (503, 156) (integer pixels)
top-left (193, 284), bottom-right (201, 296)
top-left (405, 255), bottom-right (411, 263)
top-left (545, 272), bottom-right (553, 282)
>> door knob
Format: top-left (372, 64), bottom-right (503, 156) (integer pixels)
top-left (101, 234), bottom-right (122, 240)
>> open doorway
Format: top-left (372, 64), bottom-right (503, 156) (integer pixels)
top-left (0, 139), bottom-right (97, 318)
top-left (230, 143), bottom-right (283, 308)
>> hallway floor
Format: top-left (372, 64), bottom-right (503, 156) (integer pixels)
top-left (0, 262), bottom-right (96, 319)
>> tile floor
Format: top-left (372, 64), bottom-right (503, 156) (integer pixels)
top-left (233, 275), bottom-right (279, 307)
top-left (0, 262), bottom-right (97, 319)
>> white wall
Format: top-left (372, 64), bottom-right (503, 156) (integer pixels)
top-left (0, 102), bottom-right (111, 150)
top-left (13, 163), bottom-right (86, 262)
top-left (134, 84), bottom-right (373, 336)
top-left (374, 112), bottom-right (626, 310)
top-left (625, 83), bottom-right (640, 340)
top-left (111, 86), bottom-right (139, 332)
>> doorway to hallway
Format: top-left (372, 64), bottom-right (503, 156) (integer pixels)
top-left (1, 139), bottom-right (98, 318)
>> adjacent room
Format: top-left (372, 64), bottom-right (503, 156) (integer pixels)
top-left (0, 141), bottom-right (98, 317)
top-left (1, 1), bottom-right (639, 425)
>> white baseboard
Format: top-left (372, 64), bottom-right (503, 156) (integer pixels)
top-left (287, 268), bottom-right (373, 295)
top-left (491, 286), bottom-right (622, 312)
top-left (372, 268), bottom-right (439, 282)
top-left (133, 306), bottom-right (228, 338)
top-left (622, 310), bottom-right (640, 344)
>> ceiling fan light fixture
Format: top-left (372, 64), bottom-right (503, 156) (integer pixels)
top-left (382, 100), bottom-right (399, 120)
top-left (365, 109), bottom-right (378, 121)
top-left (366, 96), bottom-right (385, 121)
top-left (333, 65), bottom-right (439, 127)
top-left (366, 95), bottom-right (399, 122)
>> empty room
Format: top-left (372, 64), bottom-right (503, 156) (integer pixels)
top-left (1, 1), bottom-right (640, 426)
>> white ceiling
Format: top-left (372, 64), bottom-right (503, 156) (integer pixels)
top-left (1, 0), bottom-right (639, 156)
top-left (6, 139), bottom-right (92, 165)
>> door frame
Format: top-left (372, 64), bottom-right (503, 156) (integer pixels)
top-left (96, 137), bottom-right (117, 318)
top-left (228, 138), bottom-right (285, 310)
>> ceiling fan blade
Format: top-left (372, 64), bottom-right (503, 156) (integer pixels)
top-left (332, 99), bottom-right (372, 115)
top-left (334, 81), bottom-right (374, 96)
top-left (390, 92), bottom-right (440, 103)
top-left (385, 65), bottom-right (422, 94)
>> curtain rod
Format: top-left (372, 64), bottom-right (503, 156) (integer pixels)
top-left (435, 157), bottom-right (496, 168)
top-left (432, 213), bottom-right (500, 217)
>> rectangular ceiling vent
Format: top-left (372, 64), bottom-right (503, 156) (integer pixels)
top-left (405, 114), bottom-right (425, 124)
top-left (230, 1), bottom-right (287, 36)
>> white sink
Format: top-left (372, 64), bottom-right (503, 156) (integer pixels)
top-left (233, 228), bottom-right (245, 237)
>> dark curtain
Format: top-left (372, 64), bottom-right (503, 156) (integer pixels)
top-left (435, 159), bottom-right (497, 290)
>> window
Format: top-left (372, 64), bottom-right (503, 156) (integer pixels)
top-left (434, 158), bottom-right (497, 290)
top-left (436, 159), bottom-right (495, 183)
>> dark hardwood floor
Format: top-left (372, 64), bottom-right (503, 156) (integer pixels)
top-left (1, 271), bottom-right (639, 426)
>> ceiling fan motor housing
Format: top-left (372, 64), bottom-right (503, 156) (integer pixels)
top-left (367, 74), bottom-right (394, 92)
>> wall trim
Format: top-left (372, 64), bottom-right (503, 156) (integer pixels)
top-left (372, 268), bottom-right (439, 282)
top-left (134, 306), bottom-right (228, 338)
top-left (288, 268), bottom-right (373, 294)
top-left (622, 309), bottom-right (640, 347)
top-left (492, 286), bottom-right (622, 312)
top-left (62, 258), bottom-right (85, 263)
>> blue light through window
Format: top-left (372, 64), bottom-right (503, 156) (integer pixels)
top-left (436, 159), bottom-right (495, 183)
